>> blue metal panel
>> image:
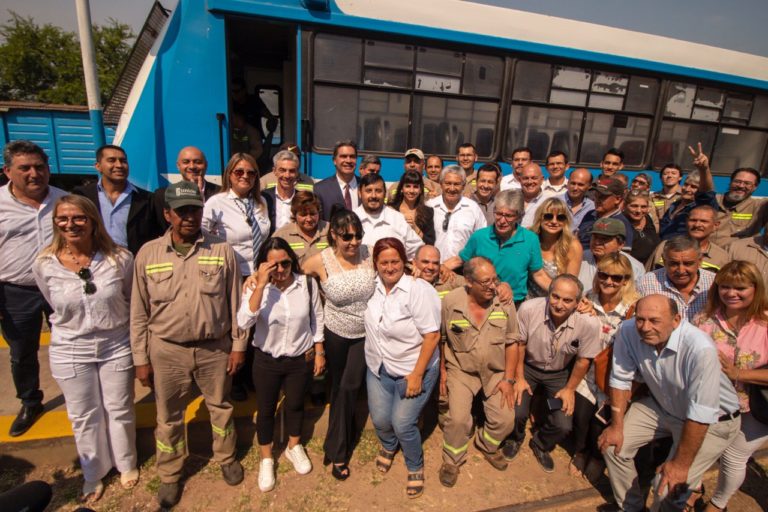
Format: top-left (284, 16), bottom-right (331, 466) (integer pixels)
top-left (53, 112), bottom-right (100, 175)
top-left (0, 113), bottom-right (8, 165)
top-left (117, 0), bottom-right (229, 190)
top-left (5, 111), bottom-right (59, 173)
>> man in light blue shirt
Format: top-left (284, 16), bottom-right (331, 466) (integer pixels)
top-left (598, 295), bottom-right (740, 512)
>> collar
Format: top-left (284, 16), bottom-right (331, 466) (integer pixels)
top-left (336, 175), bottom-right (357, 191)
top-left (375, 273), bottom-right (413, 296)
top-left (275, 187), bottom-right (295, 202)
top-left (435, 195), bottom-right (470, 212)
top-left (586, 290), bottom-right (630, 317)
top-left (491, 224), bottom-right (525, 247)
top-left (97, 179), bottom-right (135, 196)
top-left (354, 205), bottom-right (391, 226)
top-left (662, 270), bottom-right (705, 295)
top-left (163, 229), bottom-right (206, 255)
top-left (470, 191), bottom-right (494, 206)
top-left (544, 300), bottom-right (576, 331)
top-left (660, 321), bottom-right (685, 354)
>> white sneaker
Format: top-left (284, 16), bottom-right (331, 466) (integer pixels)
top-left (284, 444), bottom-right (312, 475)
top-left (258, 458), bottom-right (275, 492)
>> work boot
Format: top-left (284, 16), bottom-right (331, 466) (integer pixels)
top-left (438, 462), bottom-right (459, 487)
top-left (157, 482), bottom-right (181, 508)
top-left (221, 460), bottom-right (244, 486)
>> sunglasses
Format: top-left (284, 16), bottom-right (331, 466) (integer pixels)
top-left (231, 168), bottom-right (257, 178)
top-left (542, 213), bottom-right (568, 222)
top-left (54, 215), bottom-right (89, 226)
top-left (597, 271), bottom-right (628, 283)
top-left (442, 211), bottom-right (453, 232)
top-left (336, 231), bottom-right (363, 242)
top-left (274, 259), bottom-right (292, 269)
top-left (77, 267), bottom-right (97, 295)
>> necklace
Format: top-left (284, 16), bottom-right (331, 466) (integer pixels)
top-left (232, 196), bottom-right (254, 226)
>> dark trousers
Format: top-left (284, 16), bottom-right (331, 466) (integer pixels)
top-left (572, 392), bottom-right (607, 459)
top-left (512, 363), bottom-right (572, 452)
top-left (252, 347), bottom-right (312, 445)
top-left (323, 328), bottom-right (366, 463)
top-left (0, 480), bottom-right (52, 512)
top-left (0, 283), bottom-right (50, 406)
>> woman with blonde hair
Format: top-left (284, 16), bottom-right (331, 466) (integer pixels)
top-left (570, 252), bottom-right (640, 481)
top-left (32, 195), bottom-right (138, 504)
top-left (528, 197), bottom-right (582, 297)
top-left (692, 261), bottom-right (768, 511)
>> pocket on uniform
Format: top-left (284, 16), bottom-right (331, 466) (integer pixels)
top-left (148, 270), bottom-right (175, 302)
top-left (199, 265), bottom-right (224, 295)
top-left (50, 362), bottom-right (77, 380)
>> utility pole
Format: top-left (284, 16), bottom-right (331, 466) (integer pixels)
top-left (75, 0), bottom-right (106, 148)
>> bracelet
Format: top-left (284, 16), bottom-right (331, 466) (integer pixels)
top-left (315, 351), bottom-right (325, 357)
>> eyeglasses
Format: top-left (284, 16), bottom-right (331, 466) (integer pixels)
top-left (442, 211), bottom-right (453, 232)
top-left (597, 271), bottom-right (628, 283)
top-left (336, 231), bottom-right (363, 242)
top-left (542, 213), bottom-right (568, 222)
top-left (274, 259), bottom-right (292, 269)
top-left (732, 179), bottom-right (757, 187)
top-left (54, 215), bottom-right (89, 226)
top-left (494, 211), bottom-right (517, 221)
top-left (231, 168), bottom-right (257, 178)
top-left (475, 277), bottom-right (501, 289)
top-left (77, 267), bottom-right (97, 295)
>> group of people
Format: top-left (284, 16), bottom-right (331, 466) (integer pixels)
top-left (1, 136), bottom-right (767, 511)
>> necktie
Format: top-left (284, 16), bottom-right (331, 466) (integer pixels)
top-left (238, 198), bottom-right (263, 267)
top-left (344, 184), bottom-right (352, 210)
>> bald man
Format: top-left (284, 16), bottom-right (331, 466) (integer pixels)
top-left (519, 163), bottom-right (546, 228)
top-left (559, 168), bottom-right (595, 230)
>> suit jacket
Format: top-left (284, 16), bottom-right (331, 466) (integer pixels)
top-left (260, 188), bottom-right (278, 236)
top-left (314, 175), bottom-right (360, 221)
top-left (73, 181), bottom-right (162, 255)
top-left (152, 179), bottom-right (221, 230)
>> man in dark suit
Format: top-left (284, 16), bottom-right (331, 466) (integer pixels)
top-left (153, 146), bottom-right (221, 228)
top-left (313, 140), bottom-right (360, 221)
top-left (73, 145), bottom-right (161, 254)
top-left (260, 149), bottom-right (303, 234)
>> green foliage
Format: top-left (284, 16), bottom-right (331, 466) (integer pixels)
top-left (0, 11), bottom-right (135, 105)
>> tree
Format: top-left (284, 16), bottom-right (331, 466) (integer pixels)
top-left (0, 11), bottom-right (135, 105)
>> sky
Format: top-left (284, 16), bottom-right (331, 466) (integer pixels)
top-left (1, 0), bottom-right (767, 57)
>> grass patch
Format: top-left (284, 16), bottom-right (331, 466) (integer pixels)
top-left (306, 436), bottom-right (324, 454)
top-left (145, 475), bottom-right (161, 494)
top-left (353, 429), bottom-right (381, 466)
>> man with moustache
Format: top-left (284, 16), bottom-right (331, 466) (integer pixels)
top-left (314, 140), bottom-right (360, 221)
top-left (710, 167), bottom-right (768, 246)
top-left (646, 205), bottom-right (727, 272)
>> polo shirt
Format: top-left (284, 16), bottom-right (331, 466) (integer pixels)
top-left (459, 225), bottom-right (543, 302)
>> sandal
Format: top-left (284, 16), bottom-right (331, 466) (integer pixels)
top-left (684, 485), bottom-right (705, 512)
top-left (80, 479), bottom-right (104, 504)
top-left (375, 447), bottom-right (396, 474)
top-left (331, 463), bottom-right (350, 481)
top-left (406, 470), bottom-right (424, 499)
top-left (120, 468), bottom-right (140, 489)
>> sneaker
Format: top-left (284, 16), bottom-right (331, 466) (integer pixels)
top-left (529, 439), bottom-right (554, 473)
top-left (285, 444), bottom-right (312, 475)
top-left (157, 482), bottom-right (181, 508)
top-left (221, 460), bottom-right (244, 486)
top-left (258, 458), bottom-right (275, 492)
top-left (501, 440), bottom-right (521, 461)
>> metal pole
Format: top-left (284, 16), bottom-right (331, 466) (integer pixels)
top-left (75, 0), bottom-right (106, 149)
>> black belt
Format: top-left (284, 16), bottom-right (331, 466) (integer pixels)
top-left (718, 411), bottom-right (740, 422)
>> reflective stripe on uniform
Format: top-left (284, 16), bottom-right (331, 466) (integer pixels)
top-left (289, 242), bottom-right (305, 250)
top-left (211, 422), bottom-right (234, 438)
top-left (317, 242), bottom-right (329, 249)
top-left (146, 263), bottom-right (173, 275)
top-left (653, 200), bottom-right (665, 207)
top-left (731, 213), bottom-right (753, 220)
top-left (296, 183), bottom-right (314, 191)
top-left (450, 319), bottom-right (470, 327)
top-left (482, 429), bottom-right (502, 447)
top-left (156, 439), bottom-right (185, 454)
top-left (443, 440), bottom-right (469, 455)
top-left (198, 256), bottom-right (225, 266)
top-left (488, 312), bottom-right (508, 320)
top-left (701, 261), bottom-right (721, 271)
top-left (438, 290), bottom-right (451, 299)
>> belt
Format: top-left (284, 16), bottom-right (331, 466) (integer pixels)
top-left (718, 411), bottom-right (740, 422)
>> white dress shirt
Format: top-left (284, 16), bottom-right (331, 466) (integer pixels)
top-left (353, 205), bottom-right (424, 260)
top-left (427, 195), bottom-right (487, 262)
top-left (32, 250), bottom-right (133, 365)
top-left (202, 190), bottom-right (271, 276)
top-left (237, 274), bottom-right (324, 358)
top-left (520, 192), bottom-right (547, 228)
top-left (274, 189), bottom-right (295, 230)
top-left (500, 174), bottom-right (522, 191)
top-left (364, 275), bottom-right (441, 377)
top-left (337, 175), bottom-right (359, 210)
top-left (0, 184), bottom-right (68, 285)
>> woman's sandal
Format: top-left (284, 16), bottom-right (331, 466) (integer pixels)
top-left (375, 448), bottom-right (396, 474)
top-left (406, 470), bottom-right (424, 499)
top-left (80, 479), bottom-right (104, 504)
top-left (684, 485), bottom-right (705, 512)
top-left (331, 463), bottom-right (350, 481)
top-left (120, 468), bottom-right (140, 489)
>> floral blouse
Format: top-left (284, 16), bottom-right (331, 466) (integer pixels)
top-left (695, 310), bottom-right (768, 412)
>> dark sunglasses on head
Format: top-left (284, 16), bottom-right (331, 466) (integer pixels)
top-left (274, 259), bottom-right (293, 269)
top-left (337, 231), bottom-right (363, 242)
top-left (77, 267), bottom-right (97, 295)
top-left (231, 168), bottom-right (257, 178)
top-left (542, 213), bottom-right (568, 222)
top-left (597, 271), bottom-right (628, 283)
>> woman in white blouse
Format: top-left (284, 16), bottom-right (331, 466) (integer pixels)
top-left (364, 237), bottom-right (441, 499)
top-left (237, 237), bottom-right (325, 492)
top-left (32, 195), bottom-right (138, 504)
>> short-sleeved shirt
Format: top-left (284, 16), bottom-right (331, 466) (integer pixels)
top-left (459, 225), bottom-right (543, 302)
top-left (427, 195), bottom-right (487, 262)
top-left (652, 190), bottom-right (681, 219)
top-left (637, 268), bottom-right (714, 321)
top-left (610, 319), bottom-right (740, 423)
top-left (354, 205), bottom-right (423, 260)
top-left (646, 240), bottom-right (728, 273)
top-left (725, 236), bottom-right (768, 283)
top-left (711, 194), bottom-right (768, 246)
top-left (441, 287), bottom-right (519, 396)
top-left (516, 297), bottom-right (602, 371)
top-left (272, 221), bottom-right (330, 265)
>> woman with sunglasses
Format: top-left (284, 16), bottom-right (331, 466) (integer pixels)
top-left (623, 190), bottom-right (660, 265)
top-left (302, 209), bottom-right (376, 480)
top-left (364, 238), bottom-right (441, 498)
top-left (388, 170), bottom-right (436, 245)
top-left (527, 197), bottom-right (582, 297)
top-left (32, 195), bottom-right (138, 504)
top-left (273, 191), bottom-right (330, 265)
top-left (570, 252), bottom-right (639, 482)
top-left (690, 261), bottom-right (768, 512)
top-left (237, 237), bottom-right (325, 492)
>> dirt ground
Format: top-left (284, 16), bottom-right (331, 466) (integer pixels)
top-left (2, 417), bottom-right (767, 512)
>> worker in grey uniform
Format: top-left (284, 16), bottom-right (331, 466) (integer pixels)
top-left (438, 256), bottom-right (519, 487)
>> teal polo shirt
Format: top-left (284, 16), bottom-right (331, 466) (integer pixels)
top-left (459, 225), bottom-right (543, 301)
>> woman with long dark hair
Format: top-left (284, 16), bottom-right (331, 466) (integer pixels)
top-left (389, 170), bottom-right (436, 245)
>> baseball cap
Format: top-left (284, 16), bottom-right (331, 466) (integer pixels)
top-left (590, 218), bottom-right (626, 238)
top-left (165, 181), bottom-right (204, 210)
top-left (404, 148), bottom-right (425, 161)
top-left (593, 177), bottom-right (626, 197)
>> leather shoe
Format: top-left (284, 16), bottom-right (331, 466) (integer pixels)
top-left (157, 482), bottom-right (181, 508)
top-left (9, 403), bottom-right (44, 437)
top-left (221, 460), bottom-right (244, 486)
top-left (438, 462), bottom-right (459, 487)
top-left (501, 440), bottom-right (521, 461)
top-left (529, 439), bottom-right (554, 472)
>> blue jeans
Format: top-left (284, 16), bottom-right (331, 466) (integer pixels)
top-left (366, 361), bottom-right (438, 472)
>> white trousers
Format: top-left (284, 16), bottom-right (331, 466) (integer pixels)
top-left (52, 354), bottom-right (137, 482)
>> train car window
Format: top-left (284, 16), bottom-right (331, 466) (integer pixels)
top-left (314, 33), bottom-right (362, 83)
top-left (417, 47), bottom-right (463, 76)
top-left (412, 96), bottom-right (497, 157)
top-left (512, 61), bottom-right (551, 102)
top-left (652, 121), bottom-right (717, 169)
top-left (665, 82), bottom-right (696, 118)
top-left (711, 128), bottom-right (768, 172)
top-left (364, 40), bottom-right (413, 70)
top-left (749, 95), bottom-right (768, 128)
top-left (624, 76), bottom-right (660, 114)
top-left (463, 53), bottom-right (504, 97)
top-left (505, 105), bottom-right (583, 161)
top-left (581, 113), bottom-right (651, 166)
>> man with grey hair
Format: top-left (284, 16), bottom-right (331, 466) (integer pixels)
top-left (359, 154), bottom-right (381, 177)
top-left (637, 235), bottom-right (714, 320)
top-left (259, 142), bottom-right (314, 192)
top-left (262, 149), bottom-right (302, 231)
top-left (504, 274), bottom-right (602, 471)
top-left (443, 189), bottom-right (551, 306)
top-left (426, 165), bottom-right (486, 263)
top-left (1, 140), bottom-right (68, 436)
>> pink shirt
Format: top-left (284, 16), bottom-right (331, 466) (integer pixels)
top-left (695, 310), bottom-right (768, 412)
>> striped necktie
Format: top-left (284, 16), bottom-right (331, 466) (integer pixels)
top-left (238, 197), bottom-right (263, 268)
